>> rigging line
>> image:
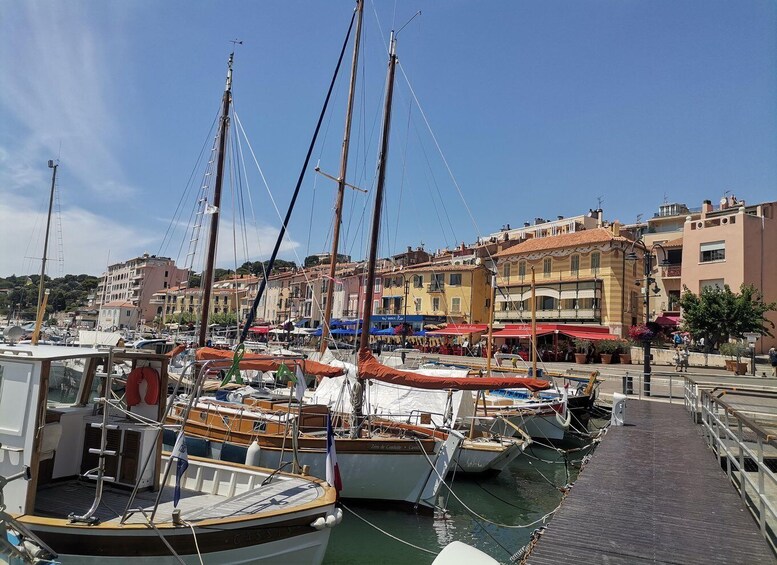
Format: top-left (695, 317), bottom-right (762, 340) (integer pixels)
top-left (240, 8), bottom-right (357, 343)
top-left (232, 110), bottom-right (269, 280)
top-left (390, 96), bottom-right (412, 254)
top-left (232, 123), bottom-right (251, 264)
top-left (158, 109), bottom-right (221, 257)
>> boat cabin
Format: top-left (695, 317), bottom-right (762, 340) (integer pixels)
top-left (0, 344), bottom-right (169, 515)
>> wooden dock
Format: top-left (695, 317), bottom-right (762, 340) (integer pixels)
top-left (529, 400), bottom-right (776, 564)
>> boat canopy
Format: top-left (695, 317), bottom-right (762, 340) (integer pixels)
top-left (357, 349), bottom-right (551, 391)
top-left (195, 347), bottom-right (346, 378)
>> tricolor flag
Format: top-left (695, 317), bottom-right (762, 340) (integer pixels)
top-left (171, 431), bottom-right (189, 507)
top-left (294, 365), bottom-right (307, 403)
top-left (325, 413), bottom-right (342, 495)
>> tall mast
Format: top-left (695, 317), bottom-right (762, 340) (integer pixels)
top-left (198, 53), bottom-right (234, 347)
top-left (358, 32), bottom-right (398, 353)
top-left (320, 0), bottom-right (364, 354)
top-left (32, 160), bottom-right (58, 345)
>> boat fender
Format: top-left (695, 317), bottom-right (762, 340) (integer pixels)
top-left (325, 513), bottom-right (337, 528)
top-left (245, 440), bottom-right (262, 467)
top-left (333, 507), bottom-right (343, 524)
top-left (126, 366), bottom-right (160, 407)
top-left (310, 517), bottom-right (327, 530)
top-left (555, 384), bottom-right (571, 429)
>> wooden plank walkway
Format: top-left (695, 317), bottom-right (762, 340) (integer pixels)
top-left (529, 400), bottom-right (777, 565)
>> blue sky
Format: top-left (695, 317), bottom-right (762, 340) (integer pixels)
top-left (1, 0), bottom-right (775, 276)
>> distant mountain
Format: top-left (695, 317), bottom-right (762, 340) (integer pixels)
top-left (0, 274), bottom-right (100, 319)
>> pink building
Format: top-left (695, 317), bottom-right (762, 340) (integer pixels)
top-left (681, 198), bottom-right (777, 354)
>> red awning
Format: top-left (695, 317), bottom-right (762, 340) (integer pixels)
top-left (427, 324), bottom-right (490, 336)
top-left (491, 328), bottom-right (554, 339)
top-left (248, 326), bottom-right (271, 334)
top-left (654, 315), bottom-right (680, 327)
top-left (559, 329), bottom-right (620, 341)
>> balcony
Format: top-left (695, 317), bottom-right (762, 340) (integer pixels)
top-left (427, 283), bottom-right (445, 293)
top-left (661, 265), bottom-right (682, 279)
top-left (498, 308), bottom-right (599, 321)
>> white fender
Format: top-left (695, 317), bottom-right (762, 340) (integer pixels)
top-left (555, 384), bottom-right (572, 429)
top-left (245, 440), bottom-right (262, 467)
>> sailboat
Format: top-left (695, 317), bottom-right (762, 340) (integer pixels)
top-left (0, 55), bottom-right (339, 565)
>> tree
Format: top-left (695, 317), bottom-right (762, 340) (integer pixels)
top-left (679, 283), bottom-right (776, 350)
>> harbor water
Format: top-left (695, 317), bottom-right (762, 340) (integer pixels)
top-left (324, 442), bottom-right (595, 564)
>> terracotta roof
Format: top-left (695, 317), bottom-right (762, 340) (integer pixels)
top-left (661, 237), bottom-right (683, 249)
top-left (493, 228), bottom-right (633, 257)
top-left (102, 301), bottom-right (136, 308)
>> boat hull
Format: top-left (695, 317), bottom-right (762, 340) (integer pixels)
top-left (454, 438), bottom-right (525, 474)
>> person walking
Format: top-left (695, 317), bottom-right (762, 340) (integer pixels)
top-left (679, 347), bottom-right (690, 373)
top-left (770, 347), bottom-right (777, 377)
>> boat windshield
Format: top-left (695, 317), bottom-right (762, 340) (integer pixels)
top-left (47, 359), bottom-right (88, 406)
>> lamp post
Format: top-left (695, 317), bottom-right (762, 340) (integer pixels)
top-left (626, 239), bottom-right (669, 397)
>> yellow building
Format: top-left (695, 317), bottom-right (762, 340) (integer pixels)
top-left (493, 225), bottom-right (642, 338)
top-left (379, 263), bottom-right (492, 325)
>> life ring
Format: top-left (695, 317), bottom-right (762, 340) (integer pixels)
top-left (126, 366), bottom-right (160, 407)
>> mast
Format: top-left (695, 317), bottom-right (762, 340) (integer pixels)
top-left (485, 271), bottom-right (497, 376)
top-left (358, 32), bottom-right (398, 353)
top-left (32, 160), bottom-right (58, 345)
top-left (531, 265), bottom-right (537, 377)
top-left (320, 0), bottom-right (364, 354)
top-left (198, 53), bottom-right (234, 347)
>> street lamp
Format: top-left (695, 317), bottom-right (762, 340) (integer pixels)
top-left (626, 238), bottom-right (669, 396)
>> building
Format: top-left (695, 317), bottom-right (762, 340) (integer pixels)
top-left (96, 254), bottom-right (188, 326)
top-left (97, 301), bottom-right (138, 330)
top-left (150, 275), bottom-right (254, 325)
top-left (493, 224), bottom-right (641, 338)
top-left (679, 197), bottom-right (776, 353)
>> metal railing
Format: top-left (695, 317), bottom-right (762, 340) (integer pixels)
top-left (697, 389), bottom-right (777, 552)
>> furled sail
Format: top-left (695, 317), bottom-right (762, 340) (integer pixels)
top-left (357, 349), bottom-right (551, 391)
top-left (196, 347), bottom-right (346, 378)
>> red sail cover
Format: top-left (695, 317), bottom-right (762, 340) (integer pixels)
top-left (195, 347), bottom-right (346, 378)
top-left (357, 349), bottom-right (551, 391)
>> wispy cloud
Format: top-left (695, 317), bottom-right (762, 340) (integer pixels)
top-left (0, 2), bottom-right (136, 200)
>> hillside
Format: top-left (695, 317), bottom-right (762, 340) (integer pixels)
top-left (0, 274), bottom-right (100, 319)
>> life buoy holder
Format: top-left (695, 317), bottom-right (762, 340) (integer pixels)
top-left (126, 366), bottom-right (160, 407)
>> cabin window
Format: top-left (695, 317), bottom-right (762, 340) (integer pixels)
top-left (48, 361), bottom-right (83, 406)
top-left (0, 361), bottom-right (34, 434)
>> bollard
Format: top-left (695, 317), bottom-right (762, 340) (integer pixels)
top-left (611, 392), bottom-right (626, 426)
top-left (622, 372), bottom-right (633, 395)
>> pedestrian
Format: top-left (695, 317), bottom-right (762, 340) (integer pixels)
top-left (770, 347), bottom-right (777, 377)
top-left (673, 347), bottom-right (682, 372)
top-left (679, 347), bottom-right (690, 373)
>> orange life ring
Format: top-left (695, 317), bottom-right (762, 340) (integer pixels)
top-left (126, 366), bottom-right (160, 407)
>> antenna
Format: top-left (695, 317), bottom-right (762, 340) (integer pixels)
top-left (596, 195), bottom-right (604, 209)
top-left (230, 39), bottom-right (243, 48)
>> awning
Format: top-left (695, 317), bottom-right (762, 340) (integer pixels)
top-left (492, 328), bottom-right (554, 339)
top-left (427, 324), bottom-right (490, 336)
top-left (248, 326), bottom-right (270, 334)
top-left (559, 329), bottom-right (620, 341)
top-left (655, 315), bottom-right (680, 326)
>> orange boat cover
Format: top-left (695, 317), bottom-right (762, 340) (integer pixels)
top-left (195, 347), bottom-right (345, 378)
top-left (357, 348), bottom-right (551, 391)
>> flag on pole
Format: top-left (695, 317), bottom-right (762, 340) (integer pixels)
top-left (294, 365), bottom-right (307, 403)
top-left (171, 431), bottom-right (189, 507)
top-left (325, 413), bottom-right (342, 495)
top-left (276, 362), bottom-right (294, 384)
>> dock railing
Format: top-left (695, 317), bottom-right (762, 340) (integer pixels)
top-left (697, 388), bottom-right (777, 553)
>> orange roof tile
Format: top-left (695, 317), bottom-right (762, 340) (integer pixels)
top-left (493, 228), bottom-right (633, 257)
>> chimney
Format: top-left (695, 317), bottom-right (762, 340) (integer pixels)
top-left (557, 215), bottom-right (564, 221)
top-left (407, 246), bottom-right (412, 253)
top-left (523, 221), bottom-right (530, 227)
top-left (506, 223), bottom-right (510, 230)
top-left (611, 221), bottom-right (621, 237)
top-left (701, 199), bottom-right (713, 217)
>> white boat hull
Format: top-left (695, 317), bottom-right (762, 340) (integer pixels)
top-left (453, 438), bottom-right (525, 474)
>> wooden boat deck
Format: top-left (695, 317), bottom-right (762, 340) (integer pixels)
top-left (529, 400), bottom-right (777, 564)
top-left (35, 476), bottom-right (324, 525)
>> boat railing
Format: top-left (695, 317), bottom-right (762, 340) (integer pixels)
top-left (697, 388), bottom-right (777, 553)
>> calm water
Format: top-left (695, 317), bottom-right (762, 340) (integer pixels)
top-left (324, 442), bottom-right (595, 564)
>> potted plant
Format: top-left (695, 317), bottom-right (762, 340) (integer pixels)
top-left (719, 341), bottom-right (749, 374)
top-left (573, 338), bottom-right (592, 364)
top-left (618, 340), bottom-right (632, 365)
top-left (596, 339), bottom-right (620, 364)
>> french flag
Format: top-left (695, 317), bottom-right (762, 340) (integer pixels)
top-left (171, 431), bottom-right (189, 507)
top-left (325, 413), bottom-right (342, 495)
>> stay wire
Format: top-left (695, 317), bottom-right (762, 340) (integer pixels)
top-left (240, 8), bottom-right (356, 342)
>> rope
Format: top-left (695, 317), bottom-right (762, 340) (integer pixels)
top-left (413, 438), bottom-right (558, 529)
top-left (138, 510), bottom-right (186, 565)
top-left (221, 342), bottom-right (245, 386)
top-left (185, 521), bottom-right (204, 565)
top-left (340, 502), bottom-right (436, 556)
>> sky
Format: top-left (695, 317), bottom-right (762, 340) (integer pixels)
top-left (1, 0), bottom-right (775, 277)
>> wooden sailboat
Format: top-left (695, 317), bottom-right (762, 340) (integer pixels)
top-left (0, 55), bottom-right (338, 565)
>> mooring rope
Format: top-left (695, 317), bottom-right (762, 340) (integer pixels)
top-left (340, 502), bottom-right (436, 556)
